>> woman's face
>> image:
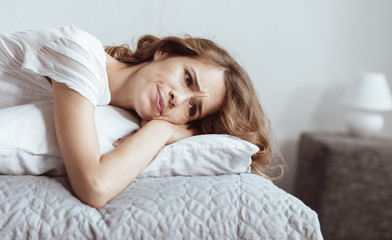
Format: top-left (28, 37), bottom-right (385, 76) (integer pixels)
top-left (132, 52), bottom-right (226, 125)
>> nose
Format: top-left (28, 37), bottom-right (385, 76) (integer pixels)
top-left (169, 89), bottom-right (192, 108)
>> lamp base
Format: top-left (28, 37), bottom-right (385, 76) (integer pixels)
top-left (346, 111), bottom-right (384, 137)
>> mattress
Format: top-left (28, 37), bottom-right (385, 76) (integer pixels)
top-left (0, 173), bottom-right (323, 239)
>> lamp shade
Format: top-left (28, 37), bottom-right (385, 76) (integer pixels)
top-left (341, 72), bottom-right (392, 111)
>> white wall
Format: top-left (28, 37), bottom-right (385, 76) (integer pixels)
top-left (2, 0), bottom-right (392, 193)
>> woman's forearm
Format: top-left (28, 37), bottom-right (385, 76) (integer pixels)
top-left (91, 120), bottom-right (171, 207)
top-left (52, 81), bottom-right (174, 208)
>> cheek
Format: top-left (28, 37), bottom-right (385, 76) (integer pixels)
top-left (135, 95), bottom-right (153, 120)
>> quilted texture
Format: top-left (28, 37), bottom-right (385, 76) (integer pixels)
top-left (0, 174), bottom-right (322, 239)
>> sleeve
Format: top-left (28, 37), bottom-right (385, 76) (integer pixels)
top-left (21, 26), bottom-right (111, 106)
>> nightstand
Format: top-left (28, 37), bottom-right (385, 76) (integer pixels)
top-left (294, 132), bottom-right (392, 240)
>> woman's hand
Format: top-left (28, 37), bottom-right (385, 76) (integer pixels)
top-left (113, 120), bottom-right (195, 148)
top-left (161, 120), bottom-right (196, 144)
top-left (113, 130), bottom-right (137, 148)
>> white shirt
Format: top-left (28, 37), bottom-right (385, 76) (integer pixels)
top-left (0, 25), bottom-right (110, 108)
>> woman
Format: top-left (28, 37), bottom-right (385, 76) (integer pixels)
top-left (0, 25), bottom-right (287, 208)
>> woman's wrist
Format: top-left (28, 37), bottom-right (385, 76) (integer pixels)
top-left (143, 120), bottom-right (173, 144)
top-left (143, 119), bottom-right (194, 145)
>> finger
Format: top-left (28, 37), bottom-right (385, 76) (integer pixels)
top-left (113, 138), bottom-right (122, 148)
top-left (190, 128), bottom-right (197, 135)
top-left (187, 129), bottom-right (197, 137)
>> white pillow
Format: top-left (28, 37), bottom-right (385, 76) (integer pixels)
top-left (139, 134), bottom-right (256, 177)
top-left (0, 102), bottom-right (258, 177)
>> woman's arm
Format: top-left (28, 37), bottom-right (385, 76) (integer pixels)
top-left (52, 81), bottom-right (192, 208)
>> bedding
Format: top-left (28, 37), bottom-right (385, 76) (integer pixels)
top-left (0, 103), bottom-right (323, 239)
top-left (0, 102), bottom-right (256, 177)
top-left (0, 174), bottom-right (322, 239)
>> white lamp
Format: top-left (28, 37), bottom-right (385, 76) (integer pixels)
top-left (341, 72), bottom-right (392, 136)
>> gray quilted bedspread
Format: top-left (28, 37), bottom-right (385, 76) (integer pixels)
top-left (0, 173), bottom-right (323, 240)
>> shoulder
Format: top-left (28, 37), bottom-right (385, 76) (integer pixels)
top-left (22, 25), bottom-right (105, 55)
top-left (21, 25), bottom-right (110, 106)
top-left (55, 25), bottom-right (104, 52)
top-left (3, 25), bottom-right (104, 55)
top-left (43, 25), bottom-right (107, 71)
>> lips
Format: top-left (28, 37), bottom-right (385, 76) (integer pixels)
top-left (155, 88), bottom-right (165, 114)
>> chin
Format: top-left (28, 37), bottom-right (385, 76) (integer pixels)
top-left (138, 114), bottom-right (152, 121)
top-left (137, 110), bottom-right (158, 122)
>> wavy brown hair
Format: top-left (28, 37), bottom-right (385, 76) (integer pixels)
top-left (105, 35), bottom-right (287, 180)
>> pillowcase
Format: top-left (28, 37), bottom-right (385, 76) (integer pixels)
top-left (0, 102), bottom-right (258, 177)
top-left (139, 134), bottom-right (256, 177)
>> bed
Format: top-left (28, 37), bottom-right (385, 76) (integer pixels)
top-left (0, 102), bottom-right (323, 239)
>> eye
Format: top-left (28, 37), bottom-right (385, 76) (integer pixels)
top-left (188, 101), bottom-right (196, 117)
top-left (185, 70), bottom-right (193, 87)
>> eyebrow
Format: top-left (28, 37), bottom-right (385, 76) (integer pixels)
top-left (190, 66), bottom-right (203, 119)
